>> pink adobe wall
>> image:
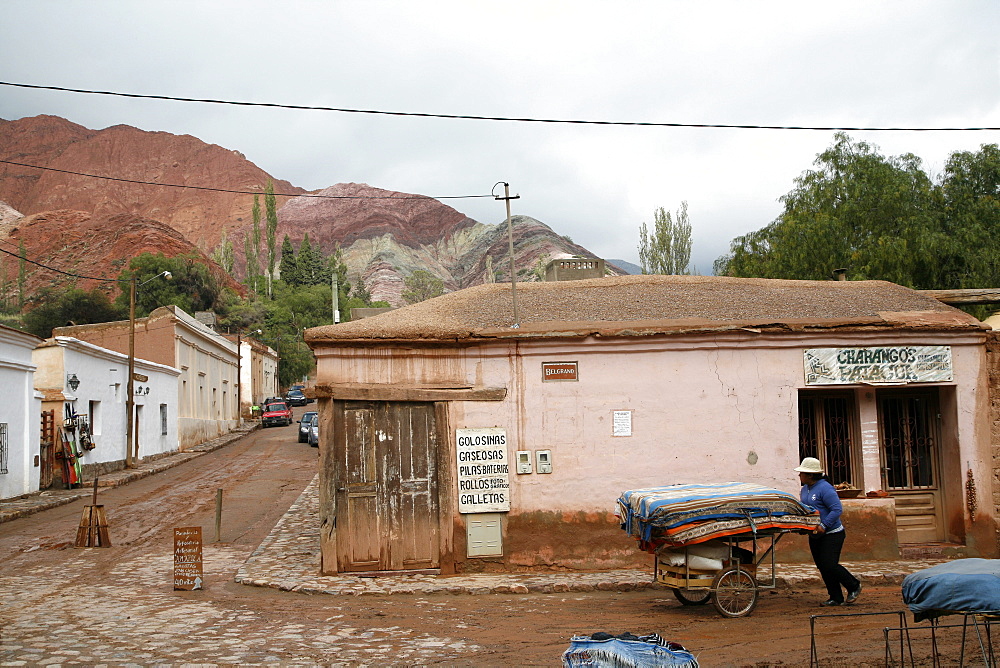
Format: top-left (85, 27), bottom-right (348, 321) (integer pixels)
top-left (313, 328), bottom-right (995, 563)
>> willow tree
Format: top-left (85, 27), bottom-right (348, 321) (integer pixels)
top-left (716, 133), bottom-right (938, 287)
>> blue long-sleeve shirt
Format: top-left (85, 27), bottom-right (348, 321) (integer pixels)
top-left (800, 478), bottom-right (844, 532)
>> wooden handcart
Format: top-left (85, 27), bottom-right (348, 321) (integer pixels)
top-left (655, 524), bottom-right (793, 618)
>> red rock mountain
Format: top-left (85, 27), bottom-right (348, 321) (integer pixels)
top-left (0, 115), bottom-right (303, 252)
top-left (0, 209), bottom-right (243, 302)
top-left (1, 115), bottom-right (610, 306)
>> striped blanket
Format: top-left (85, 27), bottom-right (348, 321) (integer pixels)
top-left (618, 482), bottom-right (821, 548)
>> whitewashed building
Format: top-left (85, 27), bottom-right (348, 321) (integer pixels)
top-left (32, 336), bottom-right (180, 482)
top-left (0, 325), bottom-right (43, 500)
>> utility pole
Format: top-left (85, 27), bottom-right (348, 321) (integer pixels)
top-left (332, 273), bottom-right (340, 323)
top-left (125, 277), bottom-right (136, 468)
top-left (494, 182), bottom-right (521, 328)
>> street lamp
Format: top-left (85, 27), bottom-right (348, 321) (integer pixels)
top-left (126, 270), bottom-right (171, 468)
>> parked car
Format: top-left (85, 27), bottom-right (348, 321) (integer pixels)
top-left (307, 413), bottom-right (319, 447)
top-left (262, 400), bottom-right (293, 427)
top-left (297, 411), bottom-right (318, 443)
top-left (284, 389), bottom-right (309, 406)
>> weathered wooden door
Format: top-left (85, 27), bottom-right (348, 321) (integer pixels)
top-left (878, 390), bottom-right (945, 543)
top-left (39, 410), bottom-right (55, 489)
top-left (336, 401), bottom-right (440, 573)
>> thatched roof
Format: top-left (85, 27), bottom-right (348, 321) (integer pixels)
top-left (306, 275), bottom-right (983, 344)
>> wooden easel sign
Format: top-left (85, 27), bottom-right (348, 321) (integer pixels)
top-left (173, 526), bottom-right (203, 590)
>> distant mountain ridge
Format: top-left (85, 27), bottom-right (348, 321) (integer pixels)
top-left (0, 115), bottom-right (612, 306)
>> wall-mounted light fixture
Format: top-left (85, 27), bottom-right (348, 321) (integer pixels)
top-left (67, 373), bottom-right (80, 392)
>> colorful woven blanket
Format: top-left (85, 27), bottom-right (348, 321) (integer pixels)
top-left (618, 482), bottom-right (821, 549)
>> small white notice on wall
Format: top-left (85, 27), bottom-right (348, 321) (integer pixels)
top-left (612, 410), bottom-right (632, 437)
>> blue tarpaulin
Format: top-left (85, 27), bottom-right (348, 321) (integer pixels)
top-left (901, 558), bottom-right (1000, 622)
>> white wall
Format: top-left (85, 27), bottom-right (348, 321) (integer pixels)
top-left (45, 337), bottom-right (180, 466)
top-left (0, 327), bottom-right (42, 500)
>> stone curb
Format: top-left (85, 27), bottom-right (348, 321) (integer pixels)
top-left (0, 422), bottom-right (259, 524)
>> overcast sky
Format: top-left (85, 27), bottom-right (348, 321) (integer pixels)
top-left (2, 1), bottom-right (998, 273)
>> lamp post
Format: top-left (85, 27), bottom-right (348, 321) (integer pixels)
top-left (125, 270), bottom-right (171, 469)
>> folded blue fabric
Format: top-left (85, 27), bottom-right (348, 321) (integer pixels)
top-left (902, 558), bottom-right (1000, 622)
top-left (562, 636), bottom-right (699, 667)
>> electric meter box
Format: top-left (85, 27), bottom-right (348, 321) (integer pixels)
top-left (516, 450), bottom-right (532, 474)
top-left (535, 449), bottom-right (552, 473)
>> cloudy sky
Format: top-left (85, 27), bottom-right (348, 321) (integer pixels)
top-left (1, 1), bottom-right (998, 272)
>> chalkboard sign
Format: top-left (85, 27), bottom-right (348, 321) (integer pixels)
top-left (173, 526), bottom-right (203, 590)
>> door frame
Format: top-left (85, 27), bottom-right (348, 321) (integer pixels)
top-left (876, 387), bottom-right (947, 543)
top-left (321, 399), bottom-right (455, 575)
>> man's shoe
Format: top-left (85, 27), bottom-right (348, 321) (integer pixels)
top-left (847, 583), bottom-right (863, 603)
top-left (820, 599), bottom-right (842, 607)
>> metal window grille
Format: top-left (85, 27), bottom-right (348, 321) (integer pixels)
top-left (160, 404), bottom-right (168, 436)
top-left (0, 422), bottom-right (8, 474)
top-left (798, 392), bottom-right (857, 486)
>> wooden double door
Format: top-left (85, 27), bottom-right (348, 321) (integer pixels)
top-left (333, 401), bottom-right (441, 573)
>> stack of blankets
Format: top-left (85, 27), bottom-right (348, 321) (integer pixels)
top-left (618, 482), bottom-right (821, 552)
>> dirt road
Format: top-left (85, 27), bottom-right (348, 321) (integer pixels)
top-left (0, 412), bottom-right (978, 666)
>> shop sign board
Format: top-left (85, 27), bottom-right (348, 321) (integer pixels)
top-left (804, 346), bottom-right (953, 385)
top-left (456, 428), bottom-right (510, 514)
top-left (542, 361), bottom-right (578, 382)
top-left (173, 526), bottom-right (204, 590)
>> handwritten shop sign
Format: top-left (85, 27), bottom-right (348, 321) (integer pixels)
top-left (804, 346), bottom-right (953, 385)
top-left (173, 526), bottom-right (204, 591)
top-left (455, 428), bottom-right (511, 514)
top-left (542, 361), bottom-right (578, 382)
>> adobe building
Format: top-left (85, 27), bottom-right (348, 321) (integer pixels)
top-left (304, 275), bottom-right (997, 575)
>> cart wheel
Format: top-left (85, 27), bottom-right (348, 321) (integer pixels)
top-left (672, 588), bottom-right (711, 606)
top-left (711, 567), bottom-right (759, 618)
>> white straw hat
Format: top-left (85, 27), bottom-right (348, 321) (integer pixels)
top-left (794, 457), bottom-right (823, 474)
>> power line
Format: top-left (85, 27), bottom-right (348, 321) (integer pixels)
top-left (0, 159), bottom-right (494, 200)
top-left (2, 80), bottom-right (997, 132)
top-left (0, 243), bottom-right (118, 283)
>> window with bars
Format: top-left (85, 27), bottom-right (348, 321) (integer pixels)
top-left (798, 391), bottom-right (858, 486)
top-left (0, 422), bottom-right (8, 474)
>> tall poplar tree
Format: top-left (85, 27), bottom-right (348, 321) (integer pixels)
top-left (638, 201), bottom-right (692, 275)
top-left (265, 180), bottom-right (278, 298)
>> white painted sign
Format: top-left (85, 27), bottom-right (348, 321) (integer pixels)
top-left (456, 428), bottom-right (511, 514)
top-left (804, 346), bottom-right (953, 385)
top-left (613, 410), bottom-right (633, 437)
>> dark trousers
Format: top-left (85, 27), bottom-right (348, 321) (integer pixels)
top-left (809, 530), bottom-right (860, 603)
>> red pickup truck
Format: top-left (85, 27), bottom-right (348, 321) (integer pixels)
top-left (262, 400), bottom-right (293, 427)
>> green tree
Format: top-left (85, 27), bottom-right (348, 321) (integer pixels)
top-left (211, 231), bottom-right (235, 274)
top-left (265, 180), bottom-right (278, 298)
top-left (245, 194), bottom-right (262, 293)
top-left (638, 202), bottom-right (692, 275)
top-left (716, 133), bottom-right (937, 287)
top-left (279, 235), bottom-right (300, 285)
top-left (402, 269), bottom-right (445, 304)
top-left (115, 253), bottom-right (220, 317)
top-left (17, 240), bottom-right (27, 310)
top-left (298, 234), bottom-right (326, 286)
top-left (936, 143), bottom-right (1000, 289)
top-left (24, 287), bottom-right (122, 338)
